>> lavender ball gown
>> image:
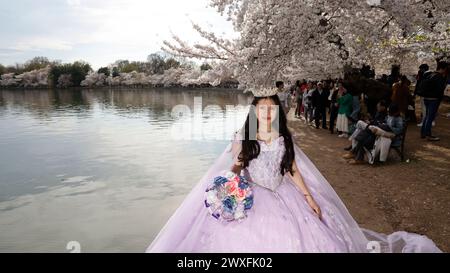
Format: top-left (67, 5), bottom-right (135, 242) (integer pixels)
top-left (147, 134), bottom-right (441, 253)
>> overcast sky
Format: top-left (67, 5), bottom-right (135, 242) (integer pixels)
top-left (0, 0), bottom-right (236, 69)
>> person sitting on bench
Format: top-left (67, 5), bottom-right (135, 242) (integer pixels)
top-left (343, 104), bottom-right (403, 165)
top-left (344, 100), bottom-right (387, 152)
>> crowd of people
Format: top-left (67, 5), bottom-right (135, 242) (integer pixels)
top-left (275, 61), bottom-right (450, 165)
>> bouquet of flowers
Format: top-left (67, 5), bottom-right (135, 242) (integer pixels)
top-left (204, 171), bottom-right (254, 222)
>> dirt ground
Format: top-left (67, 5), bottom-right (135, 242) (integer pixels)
top-left (288, 101), bottom-right (450, 252)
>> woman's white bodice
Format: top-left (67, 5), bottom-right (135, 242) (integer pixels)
top-left (245, 136), bottom-right (286, 191)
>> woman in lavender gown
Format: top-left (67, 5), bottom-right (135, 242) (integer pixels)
top-left (146, 87), bottom-right (441, 253)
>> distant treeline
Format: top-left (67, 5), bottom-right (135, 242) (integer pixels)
top-left (0, 53), bottom-right (237, 89)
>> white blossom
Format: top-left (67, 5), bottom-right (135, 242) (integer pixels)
top-left (80, 72), bottom-right (107, 87)
top-left (15, 67), bottom-right (50, 87)
top-left (0, 73), bottom-right (22, 87)
top-left (164, 0), bottom-right (450, 85)
top-left (1, 67), bottom-right (50, 87)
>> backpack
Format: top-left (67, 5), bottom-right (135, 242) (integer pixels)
top-left (416, 71), bottom-right (444, 98)
top-left (355, 125), bottom-right (377, 150)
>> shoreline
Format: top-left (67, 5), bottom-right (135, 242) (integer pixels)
top-left (0, 85), bottom-right (243, 92)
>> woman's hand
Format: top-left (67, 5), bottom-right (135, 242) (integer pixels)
top-left (231, 162), bottom-right (243, 175)
top-left (305, 195), bottom-right (322, 220)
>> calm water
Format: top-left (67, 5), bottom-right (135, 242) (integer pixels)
top-left (0, 88), bottom-right (251, 252)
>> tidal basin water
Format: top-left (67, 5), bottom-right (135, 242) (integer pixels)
top-left (0, 88), bottom-right (251, 252)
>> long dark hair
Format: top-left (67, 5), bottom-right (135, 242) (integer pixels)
top-left (238, 95), bottom-right (295, 176)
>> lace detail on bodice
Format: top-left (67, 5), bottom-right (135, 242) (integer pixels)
top-left (245, 136), bottom-right (286, 191)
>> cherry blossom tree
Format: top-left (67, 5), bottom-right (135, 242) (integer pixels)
top-left (0, 73), bottom-right (21, 87)
top-left (22, 67), bottom-right (50, 87)
top-left (0, 67), bottom-right (50, 87)
top-left (80, 72), bottom-right (107, 87)
top-left (163, 0), bottom-right (450, 85)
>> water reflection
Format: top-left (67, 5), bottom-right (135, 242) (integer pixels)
top-left (0, 88), bottom-right (251, 252)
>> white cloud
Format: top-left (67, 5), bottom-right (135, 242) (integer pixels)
top-left (65, 0), bottom-right (236, 46)
top-left (67, 0), bottom-right (81, 7)
top-left (0, 0), bottom-right (236, 67)
top-left (10, 37), bottom-right (73, 51)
